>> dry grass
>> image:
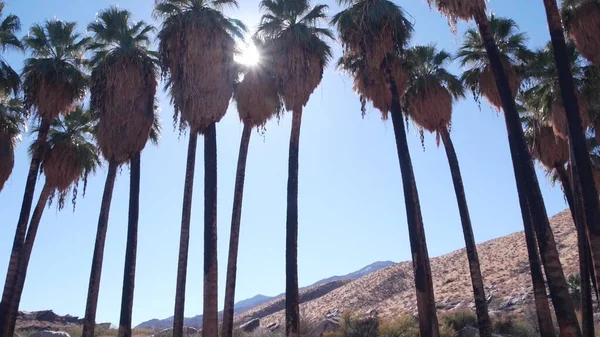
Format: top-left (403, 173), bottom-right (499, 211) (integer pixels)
top-left (239, 211), bottom-right (581, 327)
top-left (0, 131), bottom-right (14, 191)
top-left (530, 125), bottom-right (569, 169)
top-left (161, 24), bottom-right (236, 133)
top-left (93, 58), bottom-right (156, 164)
top-left (426, 0), bottom-right (486, 25)
top-left (273, 35), bottom-right (323, 112)
top-left (479, 62), bottom-right (519, 110)
top-left (406, 83), bottom-right (452, 133)
top-left (234, 68), bottom-right (280, 128)
top-left (551, 91), bottom-right (590, 140)
top-left (568, 1), bottom-right (600, 68)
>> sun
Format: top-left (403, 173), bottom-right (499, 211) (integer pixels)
top-left (236, 42), bottom-right (260, 66)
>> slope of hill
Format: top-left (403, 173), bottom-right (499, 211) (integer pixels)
top-left (239, 210), bottom-right (580, 327)
top-left (135, 261), bottom-right (395, 329)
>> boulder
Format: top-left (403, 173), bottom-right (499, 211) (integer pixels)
top-left (29, 331), bottom-right (71, 337)
top-left (240, 318), bottom-right (260, 333)
top-left (35, 311), bottom-right (59, 322)
top-left (266, 322), bottom-right (279, 332)
top-left (459, 327), bottom-right (479, 337)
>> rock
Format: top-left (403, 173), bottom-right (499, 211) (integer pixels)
top-left (240, 318), bottom-right (260, 333)
top-left (266, 322), bottom-right (279, 332)
top-left (306, 319), bottom-right (340, 337)
top-left (29, 331), bottom-right (71, 337)
top-left (35, 311), bottom-right (59, 322)
top-left (459, 327), bottom-right (479, 337)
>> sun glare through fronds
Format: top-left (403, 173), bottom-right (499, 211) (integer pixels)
top-left (236, 41), bottom-right (260, 66)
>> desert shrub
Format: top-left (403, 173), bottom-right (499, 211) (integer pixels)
top-left (439, 323), bottom-right (457, 337)
top-left (322, 332), bottom-right (343, 337)
top-left (440, 309), bottom-right (477, 332)
top-left (492, 313), bottom-right (536, 337)
top-left (379, 315), bottom-right (419, 337)
top-left (63, 325), bottom-right (83, 337)
top-left (338, 312), bottom-right (379, 337)
top-left (568, 273), bottom-right (582, 309)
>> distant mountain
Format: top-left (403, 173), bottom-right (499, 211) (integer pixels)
top-left (135, 261), bottom-right (396, 330)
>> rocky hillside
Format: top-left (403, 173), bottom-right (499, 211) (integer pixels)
top-left (239, 210), bottom-right (579, 327)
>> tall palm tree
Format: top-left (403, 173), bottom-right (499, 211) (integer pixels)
top-left (332, 1), bottom-right (441, 336)
top-left (456, 16), bottom-right (531, 110)
top-left (154, 1), bottom-right (245, 336)
top-left (0, 20), bottom-right (88, 335)
top-left (403, 44), bottom-right (492, 337)
top-left (83, 8), bottom-right (158, 337)
top-left (3, 107), bottom-right (100, 337)
top-left (541, 2), bottom-right (600, 307)
top-left (0, 97), bottom-right (25, 192)
top-left (222, 39), bottom-right (281, 337)
top-left (0, 1), bottom-right (23, 97)
top-left (431, 1), bottom-right (582, 335)
top-left (561, 0), bottom-right (600, 68)
top-left (256, 1), bottom-right (332, 335)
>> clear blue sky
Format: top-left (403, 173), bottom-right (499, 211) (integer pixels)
top-left (0, 0), bottom-right (569, 327)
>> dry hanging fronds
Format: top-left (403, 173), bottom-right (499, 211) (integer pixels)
top-left (273, 36), bottom-right (324, 112)
top-left (234, 68), bottom-right (280, 128)
top-left (568, 1), bottom-right (600, 67)
top-left (342, 27), bottom-right (394, 71)
top-left (161, 24), bottom-right (236, 133)
top-left (27, 76), bottom-right (77, 121)
top-left (427, 0), bottom-right (486, 24)
top-left (43, 142), bottom-right (83, 193)
top-left (479, 61), bottom-right (519, 110)
top-left (93, 57), bottom-right (156, 164)
top-left (530, 125), bottom-right (569, 168)
top-left (0, 131), bottom-right (14, 191)
top-left (551, 91), bottom-right (590, 140)
top-left (407, 83), bottom-right (453, 133)
top-left (353, 58), bottom-right (408, 118)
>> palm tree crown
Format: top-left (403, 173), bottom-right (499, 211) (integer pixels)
top-left (0, 97), bottom-right (26, 191)
top-left (21, 20), bottom-right (89, 121)
top-left (154, 0), bottom-right (246, 133)
top-left (34, 106), bottom-right (100, 210)
top-left (88, 7), bottom-right (158, 165)
top-left (456, 15), bottom-right (531, 109)
top-left (257, 0), bottom-right (333, 112)
top-left (0, 1), bottom-right (23, 96)
top-left (404, 44), bottom-right (464, 133)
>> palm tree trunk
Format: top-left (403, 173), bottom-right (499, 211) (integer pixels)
top-left (0, 120), bottom-right (50, 334)
top-left (118, 152), bottom-right (141, 337)
top-left (542, 0), bottom-right (600, 287)
top-left (202, 123), bottom-right (219, 337)
top-left (82, 161), bottom-right (119, 337)
top-left (222, 123), bottom-right (252, 337)
top-left (556, 165), bottom-right (600, 304)
top-left (173, 132), bottom-right (198, 337)
top-left (286, 109), bottom-right (302, 337)
top-left (387, 73), bottom-right (439, 337)
top-left (473, 9), bottom-right (582, 337)
top-left (438, 126), bottom-right (491, 337)
top-left (3, 183), bottom-right (53, 337)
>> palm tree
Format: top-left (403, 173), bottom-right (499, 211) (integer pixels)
top-left (3, 106), bottom-right (100, 337)
top-left (403, 44), bottom-right (492, 337)
top-left (430, 1), bottom-right (582, 335)
top-left (456, 16), bottom-right (531, 110)
top-left (256, 1), bottom-right (332, 335)
top-left (0, 20), bottom-right (88, 335)
top-left (0, 97), bottom-right (25, 192)
top-left (561, 0), bottom-right (600, 68)
top-left (222, 39), bottom-right (281, 337)
top-left (83, 8), bottom-right (158, 337)
top-left (154, 1), bottom-right (245, 336)
top-left (541, 0), bottom-right (600, 327)
top-left (332, 1), bottom-right (441, 336)
top-left (0, 1), bottom-right (22, 96)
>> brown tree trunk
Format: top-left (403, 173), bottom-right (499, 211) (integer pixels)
top-left (222, 123), bottom-right (252, 337)
top-left (118, 152), bottom-right (141, 337)
top-left (82, 161), bottom-right (119, 337)
top-left (439, 126), bottom-right (492, 337)
top-left (3, 183), bottom-right (53, 337)
top-left (0, 120), bottom-right (50, 334)
top-left (542, 0), bottom-right (600, 289)
top-left (202, 123), bottom-right (219, 337)
top-left (388, 72), bottom-right (439, 337)
top-left (474, 9), bottom-right (582, 337)
top-left (286, 109), bottom-right (302, 337)
top-left (173, 132), bottom-right (198, 337)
